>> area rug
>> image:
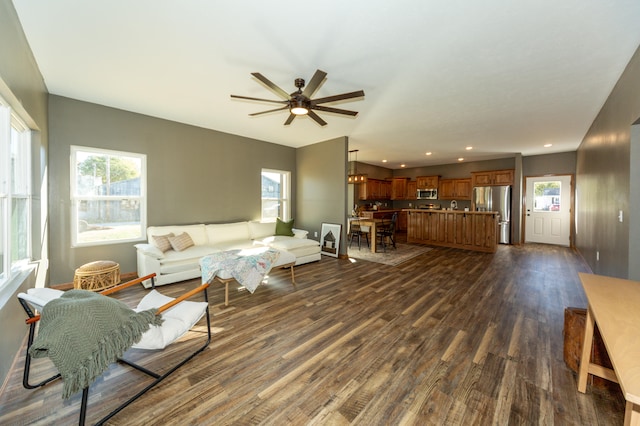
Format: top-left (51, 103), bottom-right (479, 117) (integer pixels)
top-left (347, 243), bottom-right (433, 266)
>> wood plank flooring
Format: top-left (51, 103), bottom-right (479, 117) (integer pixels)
top-left (0, 242), bottom-right (626, 425)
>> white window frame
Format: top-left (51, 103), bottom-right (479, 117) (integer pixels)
top-left (0, 97), bottom-right (32, 289)
top-left (70, 146), bottom-right (147, 247)
top-left (261, 169), bottom-right (291, 222)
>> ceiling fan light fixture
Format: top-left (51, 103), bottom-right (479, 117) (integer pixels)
top-left (290, 99), bottom-right (309, 115)
top-left (232, 70), bottom-right (363, 125)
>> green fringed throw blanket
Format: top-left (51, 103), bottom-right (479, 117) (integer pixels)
top-left (29, 290), bottom-right (163, 399)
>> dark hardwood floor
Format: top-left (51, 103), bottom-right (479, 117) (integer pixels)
top-left (0, 241), bottom-right (626, 425)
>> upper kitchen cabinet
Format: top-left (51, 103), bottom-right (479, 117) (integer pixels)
top-left (358, 179), bottom-right (391, 200)
top-left (406, 180), bottom-right (417, 200)
top-left (471, 169), bottom-right (514, 187)
top-left (391, 177), bottom-right (410, 200)
top-left (416, 176), bottom-right (439, 189)
top-left (439, 178), bottom-right (472, 200)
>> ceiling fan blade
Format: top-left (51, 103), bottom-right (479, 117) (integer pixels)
top-left (312, 90), bottom-right (365, 105)
top-left (312, 105), bottom-right (359, 116)
top-left (301, 69), bottom-right (327, 98)
top-left (284, 114), bottom-right (296, 125)
top-left (230, 94), bottom-right (288, 104)
top-left (307, 110), bottom-right (327, 126)
top-left (249, 106), bottom-right (289, 116)
top-left (251, 72), bottom-right (290, 100)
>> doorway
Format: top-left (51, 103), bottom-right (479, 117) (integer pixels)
top-left (524, 175), bottom-right (573, 246)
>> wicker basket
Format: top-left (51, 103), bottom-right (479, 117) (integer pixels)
top-left (73, 260), bottom-right (120, 291)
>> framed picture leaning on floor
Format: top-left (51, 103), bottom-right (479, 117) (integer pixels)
top-left (320, 223), bottom-right (341, 258)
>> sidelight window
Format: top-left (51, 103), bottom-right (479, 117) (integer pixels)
top-left (261, 169), bottom-right (290, 222)
top-left (0, 98), bottom-right (32, 288)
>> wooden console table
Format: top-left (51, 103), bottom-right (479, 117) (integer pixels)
top-left (577, 272), bottom-right (640, 425)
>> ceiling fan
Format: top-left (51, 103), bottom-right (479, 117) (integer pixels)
top-left (230, 69), bottom-right (365, 126)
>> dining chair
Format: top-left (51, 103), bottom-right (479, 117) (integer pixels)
top-left (349, 218), bottom-right (370, 250)
top-left (376, 212), bottom-right (397, 252)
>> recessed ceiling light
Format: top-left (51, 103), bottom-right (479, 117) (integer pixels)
top-left (425, 152), bottom-right (432, 156)
top-left (544, 143), bottom-right (553, 148)
top-left (465, 146), bottom-right (473, 150)
top-left (382, 159), bottom-right (388, 163)
top-left (458, 157), bottom-right (464, 162)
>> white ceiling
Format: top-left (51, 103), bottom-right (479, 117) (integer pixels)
top-left (12, 0), bottom-right (640, 168)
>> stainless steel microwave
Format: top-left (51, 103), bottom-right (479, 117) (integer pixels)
top-left (417, 188), bottom-right (438, 199)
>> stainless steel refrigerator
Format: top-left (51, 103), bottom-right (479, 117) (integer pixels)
top-left (472, 185), bottom-right (511, 244)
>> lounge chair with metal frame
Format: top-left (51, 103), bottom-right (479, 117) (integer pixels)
top-left (17, 273), bottom-right (211, 426)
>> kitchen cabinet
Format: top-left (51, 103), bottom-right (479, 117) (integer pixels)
top-left (405, 209), bottom-right (498, 253)
top-left (397, 211), bottom-right (408, 231)
top-left (471, 169), bottom-right (514, 187)
top-left (438, 178), bottom-right (471, 200)
top-left (358, 179), bottom-right (392, 200)
top-left (406, 180), bottom-right (417, 200)
top-left (416, 176), bottom-right (439, 189)
top-left (407, 209), bottom-right (424, 241)
top-left (382, 180), bottom-right (391, 199)
top-left (390, 177), bottom-right (410, 200)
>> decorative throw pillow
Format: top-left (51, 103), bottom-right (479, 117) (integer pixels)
top-left (152, 233), bottom-right (174, 252)
top-left (275, 218), bottom-right (294, 237)
top-left (168, 232), bottom-right (195, 252)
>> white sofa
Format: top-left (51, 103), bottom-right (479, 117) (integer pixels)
top-left (135, 221), bottom-right (321, 287)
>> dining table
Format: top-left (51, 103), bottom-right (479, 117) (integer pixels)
top-left (349, 217), bottom-right (387, 253)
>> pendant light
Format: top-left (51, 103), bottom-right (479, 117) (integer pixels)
top-left (348, 149), bottom-right (367, 184)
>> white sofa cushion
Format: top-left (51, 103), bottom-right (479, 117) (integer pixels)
top-left (135, 243), bottom-right (165, 259)
top-left (147, 225), bottom-right (208, 246)
top-left (248, 221), bottom-right (276, 239)
top-left (160, 246), bottom-right (219, 264)
top-left (160, 257), bottom-right (207, 274)
top-left (261, 236), bottom-right (321, 257)
top-left (207, 239), bottom-right (255, 252)
top-left (206, 222), bottom-right (251, 245)
top-left (292, 229), bottom-right (309, 239)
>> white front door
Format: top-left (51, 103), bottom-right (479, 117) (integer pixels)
top-left (525, 175), bottom-right (572, 246)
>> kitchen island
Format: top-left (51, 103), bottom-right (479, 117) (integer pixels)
top-left (404, 209), bottom-right (500, 253)
top-left (357, 209), bottom-right (402, 219)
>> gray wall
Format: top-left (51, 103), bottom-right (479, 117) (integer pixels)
top-left (48, 95), bottom-right (298, 284)
top-left (0, 1), bottom-right (49, 391)
top-left (630, 124), bottom-right (640, 280)
top-left (522, 152), bottom-right (576, 176)
top-left (391, 157), bottom-right (516, 180)
top-left (296, 137), bottom-right (349, 255)
top-left (576, 45), bottom-right (640, 278)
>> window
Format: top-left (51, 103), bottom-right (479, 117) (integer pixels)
top-left (261, 169), bottom-right (290, 222)
top-left (0, 98), bottom-right (32, 288)
top-left (71, 146), bottom-right (146, 246)
top-left (533, 180), bottom-right (561, 212)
